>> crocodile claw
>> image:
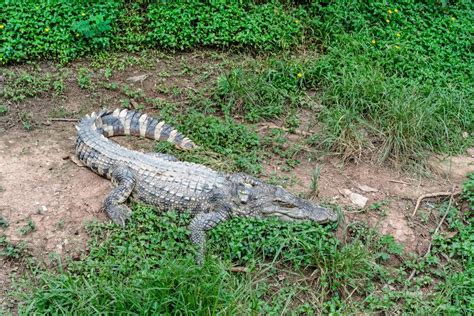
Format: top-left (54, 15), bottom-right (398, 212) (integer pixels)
top-left (108, 205), bottom-right (132, 227)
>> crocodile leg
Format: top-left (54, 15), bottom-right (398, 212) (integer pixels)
top-left (189, 211), bottom-right (229, 264)
top-left (104, 165), bottom-right (135, 226)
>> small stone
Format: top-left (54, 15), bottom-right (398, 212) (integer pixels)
top-left (357, 184), bottom-right (378, 193)
top-left (341, 189), bottom-right (368, 208)
top-left (467, 148), bottom-right (474, 157)
top-left (126, 74), bottom-right (149, 83)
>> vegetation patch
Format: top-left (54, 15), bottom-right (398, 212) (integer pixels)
top-left (1, 1), bottom-right (120, 63)
top-left (1, 1), bottom-right (303, 64)
top-left (155, 110), bottom-right (262, 174)
top-left (13, 178), bottom-right (474, 314)
top-left (146, 2), bottom-right (303, 50)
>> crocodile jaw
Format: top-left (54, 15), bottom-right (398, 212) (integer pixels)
top-left (231, 175), bottom-right (337, 223)
top-left (258, 187), bottom-right (337, 223)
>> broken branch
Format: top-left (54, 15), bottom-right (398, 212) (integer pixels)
top-left (412, 190), bottom-right (460, 216)
top-left (50, 118), bottom-right (79, 122)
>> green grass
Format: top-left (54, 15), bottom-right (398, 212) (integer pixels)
top-left (12, 182), bottom-right (473, 314)
top-left (155, 110), bottom-right (262, 174)
top-left (216, 59), bottom-right (304, 122)
top-left (304, 0), bottom-right (473, 162)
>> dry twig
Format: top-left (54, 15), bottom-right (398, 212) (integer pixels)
top-left (50, 118), bottom-right (79, 122)
top-left (412, 190), bottom-right (460, 216)
top-left (388, 179), bottom-right (410, 185)
top-left (230, 266), bottom-right (249, 273)
top-left (407, 193), bottom-right (456, 283)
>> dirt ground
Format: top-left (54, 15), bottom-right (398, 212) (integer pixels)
top-left (0, 54), bottom-right (472, 309)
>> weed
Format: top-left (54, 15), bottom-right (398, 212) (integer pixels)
top-left (310, 166), bottom-right (321, 197)
top-left (1, 70), bottom-right (53, 102)
top-left (104, 67), bottom-right (113, 80)
top-left (0, 216), bottom-right (8, 228)
top-left (217, 60), bottom-right (302, 122)
top-left (265, 172), bottom-right (297, 188)
top-left (0, 105), bottom-right (8, 116)
top-left (55, 219), bottom-right (65, 230)
top-left (120, 84), bottom-right (145, 99)
top-left (0, 235), bottom-right (26, 260)
top-left (369, 200), bottom-right (390, 217)
top-left (52, 79), bottom-right (65, 96)
top-left (18, 219), bottom-right (36, 236)
top-left (19, 111), bottom-right (32, 130)
top-left (2, 1), bottom-right (303, 65)
top-left (462, 173), bottom-right (474, 207)
top-left (15, 206), bottom-right (262, 314)
top-left (77, 67), bottom-right (92, 89)
top-left (304, 1), bottom-right (473, 162)
top-left (48, 106), bottom-right (76, 119)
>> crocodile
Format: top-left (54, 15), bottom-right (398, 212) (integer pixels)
top-left (76, 109), bottom-right (337, 262)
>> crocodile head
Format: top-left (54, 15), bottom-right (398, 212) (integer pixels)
top-left (230, 173), bottom-right (338, 223)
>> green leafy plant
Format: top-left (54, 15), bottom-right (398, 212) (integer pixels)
top-left (77, 67), bottom-right (92, 89)
top-left (0, 235), bottom-right (26, 260)
top-left (0, 216), bottom-right (9, 228)
top-left (18, 219), bottom-right (36, 236)
top-left (146, 2), bottom-right (303, 50)
top-left (0, 105), bottom-right (8, 116)
top-left (1, 1), bottom-right (120, 64)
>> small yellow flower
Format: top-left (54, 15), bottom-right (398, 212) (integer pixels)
top-left (394, 9), bottom-right (398, 13)
top-left (388, 9), bottom-right (393, 14)
top-left (76, 33), bottom-right (80, 37)
top-left (371, 39), bottom-right (376, 45)
top-left (386, 19), bottom-right (390, 23)
top-left (294, 19), bottom-right (300, 24)
top-left (0, 24), bottom-right (4, 30)
top-left (451, 17), bottom-right (456, 21)
top-left (297, 72), bottom-right (303, 78)
top-left (81, 12), bottom-right (86, 16)
top-left (44, 27), bottom-right (49, 32)
top-left (396, 33), bottom-right (401, 37)
top-left (395, 45), bottom-right (400, 49)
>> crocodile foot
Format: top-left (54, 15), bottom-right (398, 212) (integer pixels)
top-left (107, 204), bottom-right (132, 227)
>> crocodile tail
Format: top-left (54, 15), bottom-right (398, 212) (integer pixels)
top-left (87, 108), bottom-right (196, 150)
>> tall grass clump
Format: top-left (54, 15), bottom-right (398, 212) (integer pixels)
top-left (304, 0), bottom-right (473, 162)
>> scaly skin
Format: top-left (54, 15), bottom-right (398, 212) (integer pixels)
top-left (76, 109), bottom-right (337, 263)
